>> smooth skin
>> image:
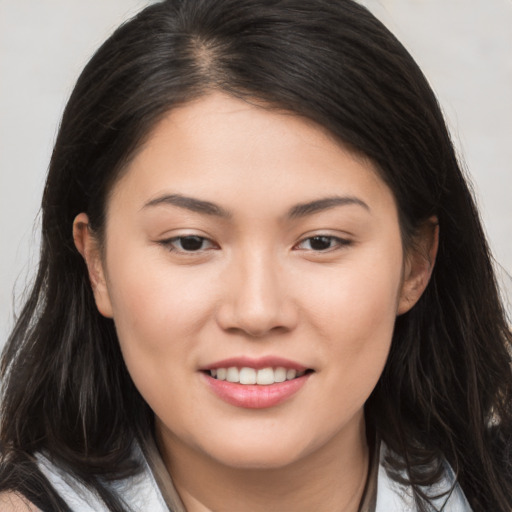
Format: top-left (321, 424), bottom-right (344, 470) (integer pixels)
top-left (74, 93), bottom-right (437, 512)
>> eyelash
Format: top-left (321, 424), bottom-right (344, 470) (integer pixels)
top-left (294, 235), bottom-right (352, 252)
top-left (158, 234), bottom-right (351, 254)
top-left (159, 235), bottom-right (218, 253)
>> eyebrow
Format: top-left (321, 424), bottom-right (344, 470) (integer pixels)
top-left (143, 193), bottom-right (369, 219)
top-left (287, 196), bottom-right (370, 219)
top-left (143, 193), bottom-right (232, 218)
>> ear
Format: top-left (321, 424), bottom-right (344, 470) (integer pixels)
top-left (73, 213), bottom-right (113, 318)
top-left (397, 217), bottom-right (439, 315)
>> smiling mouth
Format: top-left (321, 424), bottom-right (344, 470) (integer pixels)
top-left (205, 367), bottom-right (313, 385)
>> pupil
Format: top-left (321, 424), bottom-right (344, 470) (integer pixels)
top-left (310, 236), bottom-right (331, 250)
top-left (181, 236), bottom-right (203, 251)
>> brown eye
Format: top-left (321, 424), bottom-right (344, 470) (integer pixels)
top-left (295, 236), bottom-right (351, 252)
top-left (178, 236), bottom-right (206, 251)
top-left (161, 235), bottom-right (216, 253)
top-left (309, 236), bottom-right (334, 251)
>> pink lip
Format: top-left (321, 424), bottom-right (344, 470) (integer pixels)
top-left (202, 372), bottom-right (312, 409)
top-left (200, 356), bottom-right (308, 372)
top-left (200, 356), bottom-right (312, 409)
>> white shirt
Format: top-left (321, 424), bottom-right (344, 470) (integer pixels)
top-left (36, 443), bottom-right (472, 511)
top-left (374, 446), bottom-right (472, 511)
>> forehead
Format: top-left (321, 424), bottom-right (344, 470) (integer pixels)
top-left (107, 92), bottom-right (396, 219)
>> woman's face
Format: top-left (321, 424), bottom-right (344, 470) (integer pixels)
top-left (77, 93), bottom-right (431, 470)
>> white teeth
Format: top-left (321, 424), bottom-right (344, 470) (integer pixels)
top-left (209, 366), bottom-right (307, 385)
top-left (274, 367), bottom-right (287, 383)
top-left (239, 367), bottom-right (257, 384)
top-left (226, 367), bottom-right (239, 383)
top-left (256, 367), bottom-right (274, 385)
top-left (286, 369), bottom-right (297, 380)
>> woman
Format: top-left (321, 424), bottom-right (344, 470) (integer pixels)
top-left (1, 0), bottom-right (511, 511)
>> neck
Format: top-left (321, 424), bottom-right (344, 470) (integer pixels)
top-left (156, 415), bottom-right (370, 512)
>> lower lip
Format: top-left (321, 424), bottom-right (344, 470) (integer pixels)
top-left (203, 373), bottom-right (311, 409)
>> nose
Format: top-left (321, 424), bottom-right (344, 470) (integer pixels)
top-left (215, 251), bottom-right (299, 338)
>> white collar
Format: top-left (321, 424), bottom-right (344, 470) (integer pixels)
top-left (375, 443), bottom-right (472, 511)
top-left (36, 442), bottom-right (472, 512)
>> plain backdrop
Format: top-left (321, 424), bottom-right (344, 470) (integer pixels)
top-left (1, 0), bottom-right (511, 347)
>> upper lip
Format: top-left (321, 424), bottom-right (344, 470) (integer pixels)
top-left (200, 356), bottom-right (309, 372)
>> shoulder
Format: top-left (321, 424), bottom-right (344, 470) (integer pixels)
top-left (35, 447), bottom-right (169, 512)
top-left (0, 492), bottom-right (39, 512)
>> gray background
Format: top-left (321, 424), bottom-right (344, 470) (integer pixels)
top-left (1, 0), bottom-right (511, 347)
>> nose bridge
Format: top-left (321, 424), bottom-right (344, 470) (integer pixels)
top-left (241, 248), bottom-right (279, 312)
top-left (217, 243), bottom-right (296, 337)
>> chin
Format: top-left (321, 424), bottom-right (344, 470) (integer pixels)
top-left (200, 432), bottom-right (316, 471)
top-left (213, 448), bottom-right (305, 471)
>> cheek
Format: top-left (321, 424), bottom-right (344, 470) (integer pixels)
top-left (103, 245), bottom-right (217, 367)
top-left (324, 278), bottom-right (397, 369)
top-left (102, 255), bottom-right (217, 424)
top-left (302, 252), bottom-right (402, 340)
top-left (299, 248), bottom-right (403, 401)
